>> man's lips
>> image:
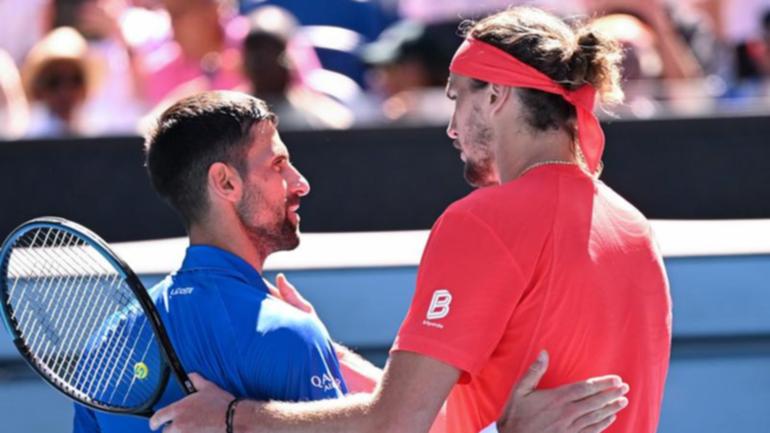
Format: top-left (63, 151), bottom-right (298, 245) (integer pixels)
top-left (287, 196), bottom-right (301, 215)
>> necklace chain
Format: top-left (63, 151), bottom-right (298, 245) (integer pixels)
top-left (518, 160), bottom-right (577, 178)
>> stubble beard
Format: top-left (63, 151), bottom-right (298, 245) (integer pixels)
top-left (463, 114), bottom-right (496, 188)
top-left (237, 185), bottom-right (300, 256)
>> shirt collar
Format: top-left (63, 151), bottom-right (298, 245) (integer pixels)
top-left (180, 245), bottom-right (267, 290)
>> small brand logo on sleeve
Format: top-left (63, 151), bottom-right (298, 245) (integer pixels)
top-left (169, 287), bottom-right (194, 296)
top-left (423, 289), bottom-right (452, 328)
top-left (311, 373), bottom-right (342, 392)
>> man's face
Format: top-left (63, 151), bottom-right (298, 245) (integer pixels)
top-left (235, 122), bottom-right (310, 254)
top-left (445, 73), bottom-right (499, 187)
top-left (35, 60), bottom-right (87, 121)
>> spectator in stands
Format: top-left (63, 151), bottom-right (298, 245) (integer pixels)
top-left (241, 6), bottom-right (352, 129)
top-left (586, 0), bottom-right (709, 80)
top-left (736, 10), bottom-right (770, 79)
top-left (359, 20), bottom-right (454, 124)
top-left (0, 0), bottom-right (48, 65)
top-left (141, 0), bottom-right (244, 106)
top-left (66, 0), bottom-right (146, 134)
top-left (21, 27), bottom-right (95, 137)
top-left (240, 0), bottom-right (394, 87)
top-left (0, 49), bottom-right (29, 139)
top-left (585, 0), bottom-right (728, 112)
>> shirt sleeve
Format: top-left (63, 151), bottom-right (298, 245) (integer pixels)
top-left (239, 311), bottom-right (347, 402)
top-left (392, 209), bottom-right (527, 377)
top-left (72, 404), bottom-right (101, 433)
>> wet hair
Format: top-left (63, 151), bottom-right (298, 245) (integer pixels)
top-left (145, 91), bottom-right (276, 227)
top-left (461, 7), bottom-right (624, 137)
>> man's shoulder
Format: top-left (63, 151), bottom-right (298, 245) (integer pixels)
top-left (150, 267), bottom-right (267, 307)
top-left (596, 181), bottom-right (649, 222)
top-left (443, 179), bottom-right (558, 228)
top-left (256, 300), bottom-right (332, 347)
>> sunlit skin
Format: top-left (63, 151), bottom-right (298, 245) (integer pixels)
top-left (445, 73), bottom-right (576, 186)
top-left (237, 122), bottom-right (308, 255)
top-left (445, 74), bottom-right (500, 187)
top-left (189, 120), bottom-right (310, 273)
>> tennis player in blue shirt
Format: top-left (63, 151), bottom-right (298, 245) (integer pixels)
top-left (73, 92), bottom-right (351, 432)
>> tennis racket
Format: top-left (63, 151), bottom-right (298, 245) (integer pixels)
top-left (0, 217), bottom-right (195, 417)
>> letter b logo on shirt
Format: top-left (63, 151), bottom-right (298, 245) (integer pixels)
top-left (427, 289), bottom-right (452, 320)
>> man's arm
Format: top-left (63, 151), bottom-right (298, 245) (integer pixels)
top-left (152, 274), bottom-right (630, 433)
top-left (152, 350), bottom-right (458, 433)
top-left (150, 350), bottom-right (629, 433)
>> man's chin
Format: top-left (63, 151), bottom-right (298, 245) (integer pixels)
top-left (277, 224), bottom-right (301, 251)
top-left (464, 167), bottom-right (496, 188)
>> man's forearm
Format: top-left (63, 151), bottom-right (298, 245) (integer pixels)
top-left (150, 353), bottom-right (456, 433)
top-left (234, 393), bottom-right (380, 433)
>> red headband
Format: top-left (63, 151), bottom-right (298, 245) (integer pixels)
top-left (449, 38), bottom-right (604, 174)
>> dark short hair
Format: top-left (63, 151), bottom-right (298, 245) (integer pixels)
top-left (145, 91), bottom-right (276, 227)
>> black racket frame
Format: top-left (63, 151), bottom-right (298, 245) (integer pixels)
top-left (0, 217), bottom-right (195, 416)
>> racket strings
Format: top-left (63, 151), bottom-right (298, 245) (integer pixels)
top-left (11, 229), bottom-right (159, 402)
top-left (3, 227), bottom-right (163, 408)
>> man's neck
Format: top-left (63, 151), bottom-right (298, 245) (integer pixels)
top-left (497, 131), bottom-right (576, 183)
top-left (188, 220), bottom-right (267, 274)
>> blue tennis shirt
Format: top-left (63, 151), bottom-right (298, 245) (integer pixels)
top-left (73, 245), bottom-right (347, 432)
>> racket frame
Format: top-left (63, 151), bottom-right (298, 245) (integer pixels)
top-left (0, 216), bottom-right (195, 416)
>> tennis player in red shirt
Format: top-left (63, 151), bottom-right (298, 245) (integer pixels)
top-left (151, 6), bottom-right (669, 433)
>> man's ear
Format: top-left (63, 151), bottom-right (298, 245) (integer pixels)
top-left (207, 162), bottom-right (242, 204)
top-left (488, 83), bottom-right (512, 115)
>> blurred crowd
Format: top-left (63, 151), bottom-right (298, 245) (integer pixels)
top-left (1, 0), bottom-right (769, 139)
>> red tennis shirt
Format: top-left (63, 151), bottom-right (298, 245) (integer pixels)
top-left (392, 164), bottom-right (671, 433)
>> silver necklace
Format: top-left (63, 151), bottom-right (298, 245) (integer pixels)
top-left (518, 160), bottom-right (577, 178)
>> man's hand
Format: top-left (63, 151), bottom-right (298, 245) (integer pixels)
top-left (496, 351), bottom-right (629, 433)
top-left (265, 273), bottom-right (318, 317)
top-left (150, 373), bottom-right (233, 433)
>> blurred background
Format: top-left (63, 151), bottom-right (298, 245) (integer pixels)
top-left (1, 0), bottom-right (770, 432)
